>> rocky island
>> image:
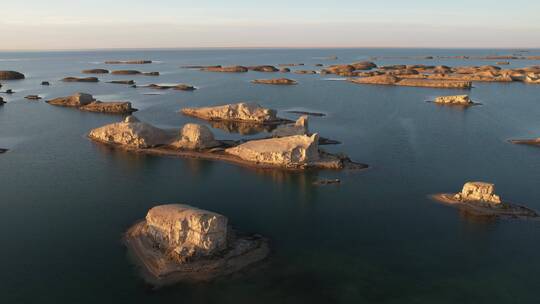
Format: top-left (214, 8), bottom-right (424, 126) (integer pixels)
top-left (88, 116), bottom-right (367, 170)
top-left (201, 66), bottom-right (248, 73)
top-left (47, 92), bottom-right (136, 114)
top-left (124, 204), bottom-right (269, 286)
top-left (180, 102), bottom-right (291, 125)
top-left (433, 95), bottom-right (475, 106)
top-left (62, 77), bottom-right (99, 83)
top-left (251, 78), bottom-right (298, 85)
top-left (349, 75), bottom-right (472, 89)
top-left (0, 71), bottom-right (25, 80)
top-left (82, 69), bottom-right (109, 74)
top-left (146, 84), bottom-right (196, 91)
top-left (105, 60), bottom-right (152, 64)
top-left (431, 182), bottom-right (539, 219)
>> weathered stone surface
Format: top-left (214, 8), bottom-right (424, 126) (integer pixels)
top-left (80, 101), bottom-right (136, 114)
top-left (124, 204), bottom-right (269, 286)
top-left (226, 134), bottom-right (319, 167)
top-left (202, 66), bottom-right (248, 73)
top-left (171, 124), bottom-right (219, 150)
top-left (82, 69), bottom-right (109, 74)
top-left (272, 116), bottom-right (309, 137)
top-left (88, 116), bottom-right (171, 148)
top-left (454, 182), bottom-right (501, 204)
top-left (105, 60), bottom-right (152, 64)
top-left (181, 102), bottom-right (279, 123)
top-left (0, 71), bottom-right (25, 80)
top-left (62, 77), bottom-right (99, 82)
top-left (251, 78), bottom-right (297, 85)
top-left (145, 204), bottom-right (228, 258)
top-left (47, 92), bottom-right (95, 107)
top-left (434, 95), bottom-right (472, 105)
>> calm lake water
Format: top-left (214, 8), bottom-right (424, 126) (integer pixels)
top-left (1, 48), bottom-right (540, 303)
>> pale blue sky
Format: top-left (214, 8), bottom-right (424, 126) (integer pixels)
top-left (2, 0), bottom-right (539, 50)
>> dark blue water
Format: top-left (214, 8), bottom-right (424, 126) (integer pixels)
top-left (1, 48), bottom-right (540, 303)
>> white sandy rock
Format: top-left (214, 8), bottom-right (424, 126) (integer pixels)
top-left (226, 133), bottom-right (319, 167)
top-left (88, 116), bottom-right (171, 148)
top-left (145, 204), bottom-right (228, 258)
top-left (171, 123), bottom-right (219, 150)
top-left (181, 102), bottom-right (278, 123)
top-left (272, 115), bottom-right (309, 137)
top-left (434, 95), bottom-right (472, 105)
top-left (454, 182), bottom-right (501, 204)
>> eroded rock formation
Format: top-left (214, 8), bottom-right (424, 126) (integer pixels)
top-left (88, 116), bottom-right (171, 148)
top-left (272, 116), bottom-right (309, 137)
top-left (454, 182), bottom-right (501, 204)
top-left (47, 92), bottom-right (135, 114)
top-left (181, 102), bottom-right (282, 124)
top-left (434, 95), bottom-right (473, 105)
top-left (124, 204), bottom-right (269, 285)
top-left (170, 124), bottom-right (219, 150)
top-left (251, 78), bottom-right (297, 85)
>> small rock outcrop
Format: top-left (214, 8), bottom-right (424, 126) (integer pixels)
top-left (24, 95), bottom-right (41, 100)
top-left (47, 92), bottom-right (95, 107)
top-left (431, 182), bottom-right (539, 219)
top-left (251, 78), bottom-right (297, 85)
top-left (108, 80), bottom-right (135, 85)
top-left (88, 116), bottom-right (171, 148)
top-left (47, 93), bottom-right (135, 114)
top-left (41, 81), bottom-right (50, 86)
top-left (272, 116), bottom-right (309, 137)
top-left (0, 97), bottom-right (5, 105)
top-left (124, 204), bottom-right (269, 285)
top-left (434, 95), bottom-right (473, 105)
top-left (226, 134), bottom-right (320, 167)
top-left (111, 70), bottom-right (141, 75)
top-left (170, 124), bottom-right (220, 150)
top-left (62, 77), bottom-right (99, 83)
top-left (201, 66), bottom-right (248, 73)
top-left (0, 71), bottom-right (25, 80)
top-left (294, 70), bottom-right (317, 75)
top-left (82, 69), bottom-right (109, 74)
top-left (247, 65), bottom-right (279, 72)
top-left (147, 84), bottom-right (196, 91)
top-left (181, 102), bottom-right (281, 124)
top-left (454, 182), bottom-right (501, 204)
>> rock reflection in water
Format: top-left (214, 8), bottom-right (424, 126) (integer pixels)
top-left (209, 120), bottom-right (277, 135)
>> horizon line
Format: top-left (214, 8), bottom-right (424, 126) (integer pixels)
top-left (1, 46), bottom-right (539, 52)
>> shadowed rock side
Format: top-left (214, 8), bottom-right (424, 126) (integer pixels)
top-left (251, 78), bottom-right (297, 85)
top-left (82, 69), bottom-right (109, 74)
top-left (431, 182), bottom-right (539, 219)
top-left (349, 75), bottom-right (472, 89)
top-left (208, 120), bottom-right (277, 135)
top-left (0, 148), bottom-right (7, 153)
top-left (41, 81), bottom-right (50, 86)
top-left (181, 102), bottom-right (289, 124)
top-left (47, 92), bottom-right (136, 114)
top-left (272, 116), bottom-right (308, 137)
top-left (0, 97), bottom-right (5, 105)
top-left (124, 204), bottom-right (269, 286)
top-left (62, 77), bottom-right (99, 83)
top-left (0, 71), bottom-right (25, 80)
top-left (88, 116), bottom-right (367, 170)
top-left (105, 60), bottom-right (152, 64)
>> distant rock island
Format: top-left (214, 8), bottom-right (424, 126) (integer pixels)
top-left (433, 95), bottom-right (476, 106)
top-left (0, 71), bottom-right (25, 80)
top-left (105, 60), bottom-right (152, 64)
top-left (62, 77), bottom-right (99, 83)
top-left (124, 203), bottom-right (269, 286)
top-left (181, 102), bottom-right (291, 125)
top-left (431, 182), bottom-right (539, 219)
top-left (251, 78), bottom-right (298, 85)
top-left (47, 92), bottom-right (136, 114)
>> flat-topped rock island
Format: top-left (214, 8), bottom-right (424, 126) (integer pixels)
top-left (431, 182), bottom-right (539, 219)
top-left (124, 204), bottom-right (269, 286)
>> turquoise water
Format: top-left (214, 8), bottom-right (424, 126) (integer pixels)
top-left (1, 48), bottom-right (540, 303)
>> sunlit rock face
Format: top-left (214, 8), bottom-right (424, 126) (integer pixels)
top-left (170, 123), bottom-right (219, 150)
top-left (225, 133), bottom-right (320, 167)
top-left (88, 116), bottom-right (171, 148)
top-left (145, 204), bottom-right (228, 259)
top-left (454, 182), bottom-right (501, 204)
top-left (272, 116), bottom-right (309, 137)
top-left (181, 102), bottom-right (278, 123)
top-left (434, 95), bottom-right (472, 105)
top-left (47, 92), bottom-right (95, 107)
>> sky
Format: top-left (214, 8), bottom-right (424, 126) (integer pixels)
top-left (1, 0), bottom-right (539, 50)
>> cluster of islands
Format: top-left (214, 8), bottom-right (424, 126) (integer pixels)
top-left (1, 55), bottom-right (540, 286)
